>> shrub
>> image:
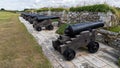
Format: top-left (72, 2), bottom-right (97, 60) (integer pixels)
top-left (115, 7), bottom-right (120, 19)
top-left (56, 23), bottom-right (69, 35)
top-left (37, 7), bottom-right (67, 12)
top-left (24, 9), bottom-right (36, 12)
top-left (37, 8), bottom-right (49, 12)
top-left (1, 8), bottom-right (5, 11)
top-left (70, 4), bottom-right (116, 13)
top-left (50, 8), bottom-right (67, 12)
top-left (118, 58), bottom-right (120, 66)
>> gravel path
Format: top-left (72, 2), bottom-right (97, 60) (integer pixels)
top-left (19, 17), bottom-right (120, 68)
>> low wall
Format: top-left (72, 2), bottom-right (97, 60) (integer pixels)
top-left (38, 11), bottom-right (118, 27)
top-left (96, 29), bottom-right (120, 50)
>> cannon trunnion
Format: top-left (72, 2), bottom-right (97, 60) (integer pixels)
top-left (52, 22), bottom-right (104, 61)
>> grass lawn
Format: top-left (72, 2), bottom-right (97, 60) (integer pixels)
top-left (0, 11), bottom-right (52, 68)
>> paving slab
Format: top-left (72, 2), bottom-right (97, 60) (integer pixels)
top-left (19, 17), bottom-right (120, 68)
top-left (83, 55), bottom-right (107, 67)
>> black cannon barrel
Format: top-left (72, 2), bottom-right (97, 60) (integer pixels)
top-left (22, 13), bottom-right (30, 16)
top-left (21, 13), bottom-right (45, 17)
top-left (65, 22), bottom-right (104, 36)
top-left (28, 14), bottom-right (45, 17)
top-left (27, 14), bottom-right (38, 17)
top-left (37, 16), bottom-right (60, 21)
top-left (21, 13), bottom-right (29, 16)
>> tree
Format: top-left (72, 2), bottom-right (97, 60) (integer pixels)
top-left (1, 8), bottom-right (5, 11)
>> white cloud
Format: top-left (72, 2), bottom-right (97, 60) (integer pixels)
top-left (34, 0), bottom-right (120, 8)
top-left (0, 0), bottom-right (35, 10)
top-left (0, 0), bottom-right (120, 10)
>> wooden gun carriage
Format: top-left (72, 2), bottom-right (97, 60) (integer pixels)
top-left (52, 22), bottom-right (104, 60)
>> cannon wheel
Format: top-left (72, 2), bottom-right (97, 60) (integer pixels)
top-left (87, 42), bottom-right (99, 53)
top-left (52, 40), bottom-right (62, 52)
top-left (33, 24), bottom-right (35, 28)
top-left (46, 25), bottom-right (54, 30)
top-left (28, 18), bottom-right (32, 24)
top-left (63, 48), bottom-right (76, 61)
top-left (36, 26), bottom-right (42, 31)
top-left (33, 21), bottom-right (37, 28)
top-left (29, 21), bottom-right (33, 24)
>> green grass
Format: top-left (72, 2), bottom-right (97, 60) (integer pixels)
top-left (24, 8), bottom-right (68, 13)
top-left (108, 25), bottom-right (120, 33)
top-left (118, 58), bottom-right (120, 66)
top-left (50, 8), bottom-right (68, 12)
top-left (0, 11), bottom-right (52, 68)
top-left (36, 8), bottom-right (49, 12)
top-left (56, 23), bottom-right (68, 35)
top-left (70, 4), bottom-right (117, 14)
top-left (52, 19), bottom-right (59, 22)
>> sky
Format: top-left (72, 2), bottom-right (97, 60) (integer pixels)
top-left (0, 0), bottom-right (120, 11)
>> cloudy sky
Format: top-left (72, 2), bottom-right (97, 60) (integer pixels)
top-left (0, 0), bottom-right (120, 10)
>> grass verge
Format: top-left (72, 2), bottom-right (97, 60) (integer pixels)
top-left (0, 11), bottom-right (52, 68)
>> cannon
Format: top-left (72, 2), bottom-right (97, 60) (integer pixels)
top-left (33, 16), bottom-right (60, 31)
top-left (20, 13), bottom-right (30, 20)
top-left (52, 22), bottom-right (104, 61)
top-left (20, 13), bottom-right (45, 24)
top-left (20, 12), bottom-right (25, 17)
top-left (27, 14), bottom-right (45, 24)
top-left (20, 13), bottom-right (62, 31)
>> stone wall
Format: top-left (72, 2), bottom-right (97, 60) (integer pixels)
top-left (96, 29), bottom-right (120, 50)
top-left (38, 11), bottom-right (118, 27)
